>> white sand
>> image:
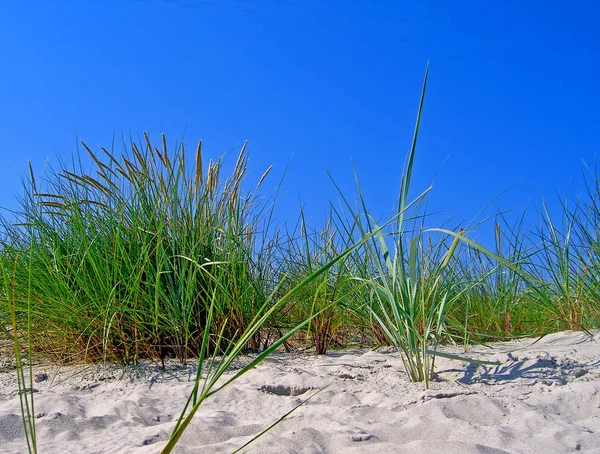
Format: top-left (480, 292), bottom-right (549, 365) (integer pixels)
top-left (1, 330), bottom-right (599, 453)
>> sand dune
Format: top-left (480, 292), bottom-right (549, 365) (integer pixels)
top-left (1, 330), bottom-right (599, 453)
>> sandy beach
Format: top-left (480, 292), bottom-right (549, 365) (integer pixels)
top-left (1, 330), bottom-right (599, 453)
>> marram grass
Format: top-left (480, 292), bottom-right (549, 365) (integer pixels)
top-left (2, 67), bottom-right (600, 452)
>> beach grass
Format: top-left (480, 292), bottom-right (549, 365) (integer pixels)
top-left (2, 67), bottom-right (600, 451)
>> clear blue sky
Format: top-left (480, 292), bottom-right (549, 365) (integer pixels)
top-left (1, 0), bottom-right (599, 247)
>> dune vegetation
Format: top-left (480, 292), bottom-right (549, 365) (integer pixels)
top-left (2, 69), bottom-right (599, 452)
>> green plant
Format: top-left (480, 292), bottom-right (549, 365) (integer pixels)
top-left (448, 213), bottom-right (541, 347)
top-left (1, 187), bottom-right (38, 453)
top-left (333, 65), bottom-right (509, 386)
top-left (526, 193), bottom-right (599, 332)
top-left (0, 136), bottom-right (276, 364)
top-left (4, 63), bottom-right (600, 452)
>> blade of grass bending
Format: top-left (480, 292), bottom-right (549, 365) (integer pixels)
top-left (171, 293), bottom-right (218, 435)
top-left (25, 216), bottom-right (38, 452)
top-left (231, 385), bottom-right (330, 454)
top-left (4, 249), bottom-right (38, 452)
top-left (159, 312), bottom-right (313, 453)
top-left (161, 223), bottom-right (389, 453)
top-left (427, 228), bottom-right (540, 283)
top-left (2, 259), bottom-right (31, 454)
top-left (192, 292), bottom-right (216, 405)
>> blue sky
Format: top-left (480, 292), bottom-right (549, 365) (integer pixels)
top-left (1, 0), bottom-right (599, 247)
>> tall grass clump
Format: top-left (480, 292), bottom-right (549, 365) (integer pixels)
top-left (446, 213), bottom-right (541, 345)
top-left (526, 188), bottom-right (600, 331)
top-left (572, 163), bottom-right (600, 325)
top-left (0, 135), bottom-right (276, 364)
top-left (333, 66), bottom-right (509, 386)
